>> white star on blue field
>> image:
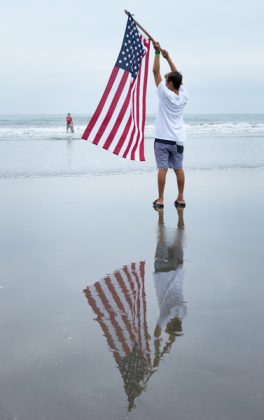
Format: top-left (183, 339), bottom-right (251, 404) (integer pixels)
top-left (116, 17), bottom-right (145, 79)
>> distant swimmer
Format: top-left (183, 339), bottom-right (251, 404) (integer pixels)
top-left (66, 113), bottom-right (74, 133)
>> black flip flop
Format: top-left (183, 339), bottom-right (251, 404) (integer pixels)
top-left (153, 199), bottom-right (164, 209)
top-left (174, 200), bottom-right (186, 208)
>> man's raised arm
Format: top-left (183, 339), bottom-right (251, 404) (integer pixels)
top-left (152, 41), bottom-right (162, 87)
top-left (153, 42), bottom-right (179, 87)
top-left (162, 49), bottom-right (177, 72)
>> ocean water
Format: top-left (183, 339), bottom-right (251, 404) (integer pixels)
top-left (0, 114), bottom-right (264, 178)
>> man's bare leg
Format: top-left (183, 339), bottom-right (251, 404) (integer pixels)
top-left (155, 168), bottom-right (168, 205)
top-left (174, 168), bottom-right (185, 204)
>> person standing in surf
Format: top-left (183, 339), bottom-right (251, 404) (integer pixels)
top-left (152, 42), bottom-right (188, 209)
top-left (66, 113), bottom-right (74, 133)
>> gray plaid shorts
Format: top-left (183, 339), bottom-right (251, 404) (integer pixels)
top-left (154, 139), bottom-right (184, 169)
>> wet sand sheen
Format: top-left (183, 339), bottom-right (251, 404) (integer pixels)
top-left (0, 169), bottom-right (263, 419)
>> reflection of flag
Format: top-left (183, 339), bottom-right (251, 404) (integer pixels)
top-left (82, 16), bottom-right (150, 161)
top-left (83, 261), bottom-right (151, 411)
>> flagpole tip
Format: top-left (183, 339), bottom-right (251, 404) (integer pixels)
top-left (124, 9), bottom-right (134, 17)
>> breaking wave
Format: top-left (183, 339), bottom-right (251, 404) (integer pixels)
top-left (1, 122), bottom-right (264, 141)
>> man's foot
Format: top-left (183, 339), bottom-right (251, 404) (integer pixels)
top-left (153, 199), bottom-right (164, 209)
top-left (174, 200), bottom-right (186, 208)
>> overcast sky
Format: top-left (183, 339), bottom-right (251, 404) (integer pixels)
top-left (1, 0), bottom-right (263, 114)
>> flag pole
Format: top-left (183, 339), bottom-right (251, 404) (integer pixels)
top-left (124, 9), bottom-right (164, 52)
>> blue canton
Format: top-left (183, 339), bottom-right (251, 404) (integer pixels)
top-left (116, 16), bottom-right (145, 79)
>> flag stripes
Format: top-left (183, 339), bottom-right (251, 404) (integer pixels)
top-left (83, 261), bottom-right (150, 362)
top-left (82, 23), bottom-right (150, 161)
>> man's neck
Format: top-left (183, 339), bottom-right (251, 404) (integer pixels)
top-left (170, 86), bottom-right (179, 96)
top-left (167, 81), bottom-right (179, 96)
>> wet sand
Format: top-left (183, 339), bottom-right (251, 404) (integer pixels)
top-left (0, 169), bottom-right (264, 420)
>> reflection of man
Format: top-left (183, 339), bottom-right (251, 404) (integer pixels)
top-left (83, 216), bottom-right (187, 410)
top-left (153, 208), bottom-right (187, 366)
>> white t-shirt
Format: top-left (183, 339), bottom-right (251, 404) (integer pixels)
top-left (153, 266), bottom-right (187, 329)
top-left (154, 81), bottom-right (188, 145)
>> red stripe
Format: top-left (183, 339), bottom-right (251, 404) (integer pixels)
top-left (92, 71), bottom-right (129, 145)
top-left (102, 80), bottom-right (134, 150)
top-left (82, 67), bottom-right (119, 140)
top-left (127, 262), bottom-right (141, 336)
top-left (131, 263), bottom-right (143, 347)
top-left (123, 264), bottom-right (137, 317)
top-left (140, 261), bottom-right (151, 364)
top-left (114, 270), bottom-right (133, 310)
top-left (122, 87), bottom-right (137, 159)
top-left (139, 41), bottom-right (150, 161)
top-left (140, 261), bottom-right (145, 280)
top-left (130, 63), bottom-right (142, 160)
top-left (138, 261), bottom-right (150, 362)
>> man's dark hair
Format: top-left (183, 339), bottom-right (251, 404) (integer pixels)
top-left (167, 71), bottom-right (182, 90)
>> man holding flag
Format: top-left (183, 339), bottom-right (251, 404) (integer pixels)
top-left (152, 42), bottom-right (188, 209)
top-left (82, 10), bottom-right (188, 208)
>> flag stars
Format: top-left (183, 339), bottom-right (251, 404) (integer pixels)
top-left (116, 19), bottom-right (146, 78)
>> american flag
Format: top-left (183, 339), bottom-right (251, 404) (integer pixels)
top-left (82, 16), bottom-right (150, 161)
top-left (83, 261), bottom-right (152, 411)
